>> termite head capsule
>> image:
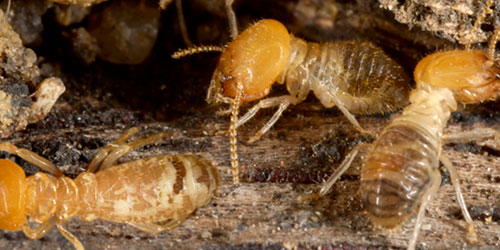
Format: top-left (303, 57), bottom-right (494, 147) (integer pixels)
top-left (0, 160), bottom-right (27, 230)
top-left (207, 19), bottom-right (291, 103)
top-left (414, 50), bottom-right (500, 103)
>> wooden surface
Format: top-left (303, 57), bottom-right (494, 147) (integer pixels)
top-left (0, 97), bottom-right (499, 250)
top-left (0, 0), bottom-right (499, 249)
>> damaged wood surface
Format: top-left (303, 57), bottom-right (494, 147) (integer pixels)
top-left (0, 98), bottom-right (499, 250)
top-left (0, 0), bottom-right (499, 249)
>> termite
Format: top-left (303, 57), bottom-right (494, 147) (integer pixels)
top-left (172, 0), bottom-right (411, 183)
top-left (0, 127), bottom-right (219, 250)
top-left (319, 1), bottom-right (500, 249)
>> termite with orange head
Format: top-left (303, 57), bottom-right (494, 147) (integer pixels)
top-left (319, 1), bottom-right (500, 249)
top-left (0, 127), bottom-right (219, 250)
top-left (172, 0), bottom-right (411, 183)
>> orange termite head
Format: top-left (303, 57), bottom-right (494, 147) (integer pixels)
top-left (0, 159), bottom-right (27, 230)
top-left (414, 50), bottom-right (500, 104)
top-left (207, 19), bottom-right (291, 104)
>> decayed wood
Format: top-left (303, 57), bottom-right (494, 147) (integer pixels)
top-left (0, 97), bottom-right (498, 250)
top-left (0, 0), bottom-right (499, 249)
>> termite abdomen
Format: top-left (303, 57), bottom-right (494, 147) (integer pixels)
top-left (360, 124), bottom-right (439, 228)
top-left (288, 40), bottom-right (411, 115)
top-left (76, 154), bottom-right (219, 224)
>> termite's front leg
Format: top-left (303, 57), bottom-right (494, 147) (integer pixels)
top-left (237, 95), bottom-right (300, 143)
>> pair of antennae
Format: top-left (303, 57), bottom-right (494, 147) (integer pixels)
top-left (174, 0), bottom-right (237, 46)
top-left (172, 0), bottom-right (243, 184)
top-left (2, 0), bottom-right (11, 18)
top-left (171, 0), bottom-right (237, 59)
top-left (465, 0), bottom-right (500, 64)
top-left (170, 0), bottom-right (238, 58)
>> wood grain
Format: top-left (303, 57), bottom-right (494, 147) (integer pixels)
top-left (0, 0), bottom-right (499, 249)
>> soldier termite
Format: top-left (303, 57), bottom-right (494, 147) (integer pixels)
top-left (0, 127), bottom-right (219, 250)
top-left (319, 1), bottom-right (500, 249)
top-left (172, 0), bottom-right (411, 183)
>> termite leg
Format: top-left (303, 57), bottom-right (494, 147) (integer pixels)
top-left (57, 224), bottom-right (84, 250)
top-left (22, 216), bottom-right (57, 239)
top-left (441, 154), bottom-right (477, 233)
top-left (319, 143), bottom-right (369, 196)
top-left (443, 128), bottom-right (499, 148)
top-left (440, 155), bottom-right (476, 241)
top-left (129, 219), bottom-right (184, 233)
top-left (87, 127), bottom-right (140, 173)
top-left (0, 142), bottom-right (62, 177)
top-left (407, 170), bottom-right (440, 250)
top-left (235, 95), bottom-right (300, 143)
top-left (225, 0), bottom-right (238, 40)
top-left (328, 94), bottom-right (368, 135)
top-left (97, 131), bottom-right (170, 171)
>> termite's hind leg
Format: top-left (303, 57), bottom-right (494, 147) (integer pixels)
top-left (87, 127), bottom-right (140, 173)
top-left (129, 219), bottom-right (185, 233)
top-left (57, 224), bottom-right (84, 250)
top-left (0, 142), bottom-right (62, 177)
top-left (407, 171), bottom-right (440, 250)
top-left (329, 95), bottom-right (369, 135)
top-left (319, 143), bottom-right (369, 196)
top-left (440, 155), bottom-right (477, 241)
top-left (97, 131), bottom-right (171, 171)
top-left (237, 95), bottom-right (299, 144)
top-left (443, 128), bottom-right (499, 149)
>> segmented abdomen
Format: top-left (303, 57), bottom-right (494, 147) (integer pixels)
top-left (75, 154), bottom-right (219, 224)
top-left (360, 123), bottom-right (441, 228)
top-left (305, 41), bottom-right (411, 114)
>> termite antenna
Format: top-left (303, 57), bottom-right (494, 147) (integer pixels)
top-left (229, 82), bottom-right (243, 184)
top-left (466, 0), bottom-right (493, 50)
top-left (171, 45), bottom-right (225, 59)
top-left (488, 23), bottom-right (500, 64)
top-left (175, 0), bottom-right (192, 47)
top-left (225, 0), bottom-right (238, 40)
top-left (5, 0), bottom-right (11, 18)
